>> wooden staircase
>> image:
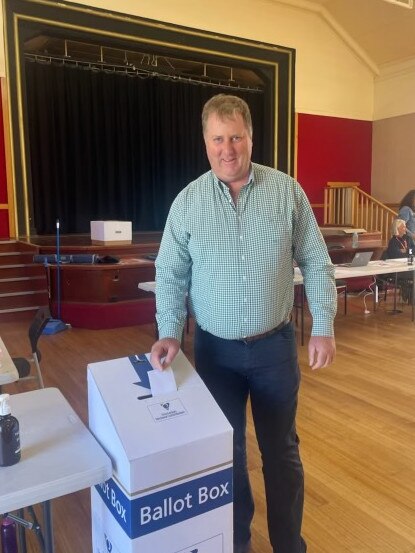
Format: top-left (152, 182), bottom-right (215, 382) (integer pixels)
top-left (0, 240), bottom-right (49, 321)
top-left (324, 182), bottom-right (398, 243)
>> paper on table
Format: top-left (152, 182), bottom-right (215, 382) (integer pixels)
top-left (148, 367), bottom-right (177, 396)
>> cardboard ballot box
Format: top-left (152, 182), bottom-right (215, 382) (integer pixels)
top-left (88, 350), bottom-right (233, 553)
top-left (90, 220), bottom-right (132, 245)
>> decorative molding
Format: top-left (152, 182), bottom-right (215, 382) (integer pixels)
top-left (376, 56), bottom-right (415, 82)
top-left (266, 0), bottom-right (379, 75)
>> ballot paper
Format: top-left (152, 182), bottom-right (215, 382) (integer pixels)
top-left (148, 367), bottom-right (177, 396)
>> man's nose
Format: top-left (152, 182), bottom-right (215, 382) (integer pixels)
top-left (223, 139), bottom-right (236, 153)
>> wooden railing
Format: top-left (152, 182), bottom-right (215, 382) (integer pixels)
top-left (324, 182), bottom-right (398, 243)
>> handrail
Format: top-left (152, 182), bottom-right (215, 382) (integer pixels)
top-left (324, 183), bottom-right (398, 243)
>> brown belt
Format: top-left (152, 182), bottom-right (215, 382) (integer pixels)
top-left (241, 320), bottom-right (288, 343)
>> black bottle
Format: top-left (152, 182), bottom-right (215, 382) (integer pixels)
top-left (408, 247), bottom-right (414, 266)
top-left (0, 394), bottom-right (21, 467)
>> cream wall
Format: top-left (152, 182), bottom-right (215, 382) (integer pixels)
top-left (0, 0), bottom-right (375, 120)
top-left (374, 59), bottom-right (415, 120)
top-left (371, 113), bottom-right (415, 203)
top-left (371, 60), bottom-right (415, 203)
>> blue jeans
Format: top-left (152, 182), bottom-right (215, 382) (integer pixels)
top-left (194, 322), bottom-right (306, 553)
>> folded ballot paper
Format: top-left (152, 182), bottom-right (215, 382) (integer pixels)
top-left (88, 350), bottom-right (233, 553)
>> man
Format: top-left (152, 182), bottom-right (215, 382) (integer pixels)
top-left (151, 94), bottom-right (336, 553)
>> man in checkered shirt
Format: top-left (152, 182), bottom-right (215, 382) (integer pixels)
top-left (151, 94), bottom-right (337, 553)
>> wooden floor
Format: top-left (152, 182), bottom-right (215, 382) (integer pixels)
top-left (1, 292), bottom-right (415, 553)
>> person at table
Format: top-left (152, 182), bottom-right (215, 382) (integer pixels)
top-left (386, 218), bottom-right (415, 259)
top-left (382, 218), bottom-right (414, 303)
top-left (150, 93), bottom-right (337, 553)
top-left (398, 190), bottom-right (415, 240)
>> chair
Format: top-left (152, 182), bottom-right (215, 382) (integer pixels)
top-left (335, 279), bottom-right (348, 314)
top-left (9, 307), bottom-right (51, 390)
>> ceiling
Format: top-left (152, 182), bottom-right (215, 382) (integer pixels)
top-left (24, 0), bottom-right (415, 79)
top-left (280, 0), bottom-right (415, 70)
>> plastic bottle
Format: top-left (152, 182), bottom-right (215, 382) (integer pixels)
top-left (0, 517), bottom-right (18, 553)
top-left (0, 394), bottom-right (21, 467)
top-left (352, 231), bottom-right (359, 248)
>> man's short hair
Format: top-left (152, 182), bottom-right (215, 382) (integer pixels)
top-left (202, 94), bottom-right (253, 138)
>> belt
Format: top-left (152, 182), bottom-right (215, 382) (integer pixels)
top-left (241, 320), bottom-right (288, 344)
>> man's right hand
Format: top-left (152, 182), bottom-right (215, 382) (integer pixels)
top-left (150, 338), bottom-right (181, 370)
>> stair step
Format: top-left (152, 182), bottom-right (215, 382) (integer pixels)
top-left (0, 240), bottom-right (19, 253)
top-left (0, 276), bottom-right (45, 282)
top-left (0, 278), bottom-right (47, 294)
top-left (0, 253), bottom-right (37, 266)
top-left (0, 265), bottom-right (46, 279)
top-left (0, 291), bottom-right (49, 310)
top-left (0, 290), bottom-right (47, 298)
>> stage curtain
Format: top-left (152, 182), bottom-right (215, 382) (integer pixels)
top-left (25, 60), bottom-right (266, 234)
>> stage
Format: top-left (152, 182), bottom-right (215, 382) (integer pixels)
top-left (21, 232), bottom-right (162, 329)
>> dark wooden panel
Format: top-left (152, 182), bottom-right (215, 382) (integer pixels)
top-left (49, 257), bottom-right (155, 303)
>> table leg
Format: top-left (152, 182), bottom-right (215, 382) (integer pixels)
top-left (17, 509), bottom-right (27, 553)
top-left (42, 501), bottom-right (54, 553)
top-left (387, 272), bottom-right (403, 315)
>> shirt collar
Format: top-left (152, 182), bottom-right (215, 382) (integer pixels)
top-left (213, 165), bottom-right (255, 191)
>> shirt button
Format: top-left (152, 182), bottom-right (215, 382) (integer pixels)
top-left (240, 235), bottom-right (243, 240)
top-left (241, 255), bottom-right (245, 261)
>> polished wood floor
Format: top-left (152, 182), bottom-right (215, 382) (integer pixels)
top-left (1, 292), bottom-right (415, 553)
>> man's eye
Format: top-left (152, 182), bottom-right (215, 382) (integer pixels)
top-left (213, 137), bottom-right (222, 143)
top-left (232, 136), bottom-right (242, 142)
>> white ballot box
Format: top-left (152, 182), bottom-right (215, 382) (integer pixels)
top-left (88, 350), bottom-right (233, 553)
top-left (90, 220), bottom-right (132, 244)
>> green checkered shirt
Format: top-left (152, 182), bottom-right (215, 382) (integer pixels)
top-left (155, 163), bottom-right (337, 341)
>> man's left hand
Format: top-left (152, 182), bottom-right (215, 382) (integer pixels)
top-left (308, 336), bottom-right (336, 370)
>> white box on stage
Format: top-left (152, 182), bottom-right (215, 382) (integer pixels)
top-left (90, 220), bottom-right (132, 245)
top-left (88, 350), bottom-right (233, 553)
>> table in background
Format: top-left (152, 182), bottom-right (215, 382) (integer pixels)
top-left (0, 387), bottom-right (112, 553)
top-left (140, 258), bottom-right (415, 349)
top-left (0, 336), bottom-right (19, 386)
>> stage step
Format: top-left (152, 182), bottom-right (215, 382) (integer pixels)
top-left (0, 276), bottom-right (46, 294)
top-left (0, 252), bottom-right (37, 265)
top-left (0, 241), bottom-right (48, 320)
top-left (0, 289), bottom-right (49, 310)
top-left (0, 240), bottom-right (19, 252)
top-left (0, 264), bottom-right (46, 279)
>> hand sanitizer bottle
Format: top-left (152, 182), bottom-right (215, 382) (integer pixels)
top-left (0, 394), bottom-right (21, 467)
top-left (408, 247), bottom-right (414, 266)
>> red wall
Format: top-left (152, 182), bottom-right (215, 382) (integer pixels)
top-left (297, 113), bottom-right (372, 224)
top-left (0, 85), bottom-right (9, 238)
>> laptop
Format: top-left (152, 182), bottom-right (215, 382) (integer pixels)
top-left (339, 251), bottom-right (373, 267)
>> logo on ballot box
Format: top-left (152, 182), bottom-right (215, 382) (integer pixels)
top-left (147, 398), bottom-right (187, 422)
top-left (95, 468), bottom-right (232, 539)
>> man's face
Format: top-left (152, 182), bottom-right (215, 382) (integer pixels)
top-left (203, 112), bottom-right (253, 187)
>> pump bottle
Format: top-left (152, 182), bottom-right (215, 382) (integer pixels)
top-left (408, 247), bottom-right (414, 266)
top-left (0, 394), bottom-right (21, 467)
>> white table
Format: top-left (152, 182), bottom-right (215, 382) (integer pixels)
top-left (0, 387), bottom-right (112, 553)
top-left (139, 257), bottom-right (415, 346)
top-left (0, 336), bottom-right (19, 386)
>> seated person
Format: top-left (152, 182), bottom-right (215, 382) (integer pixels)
top-left (381, 218), bottom-right (414, 303)
top-left (385, 218), bottom-right (415, 259)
